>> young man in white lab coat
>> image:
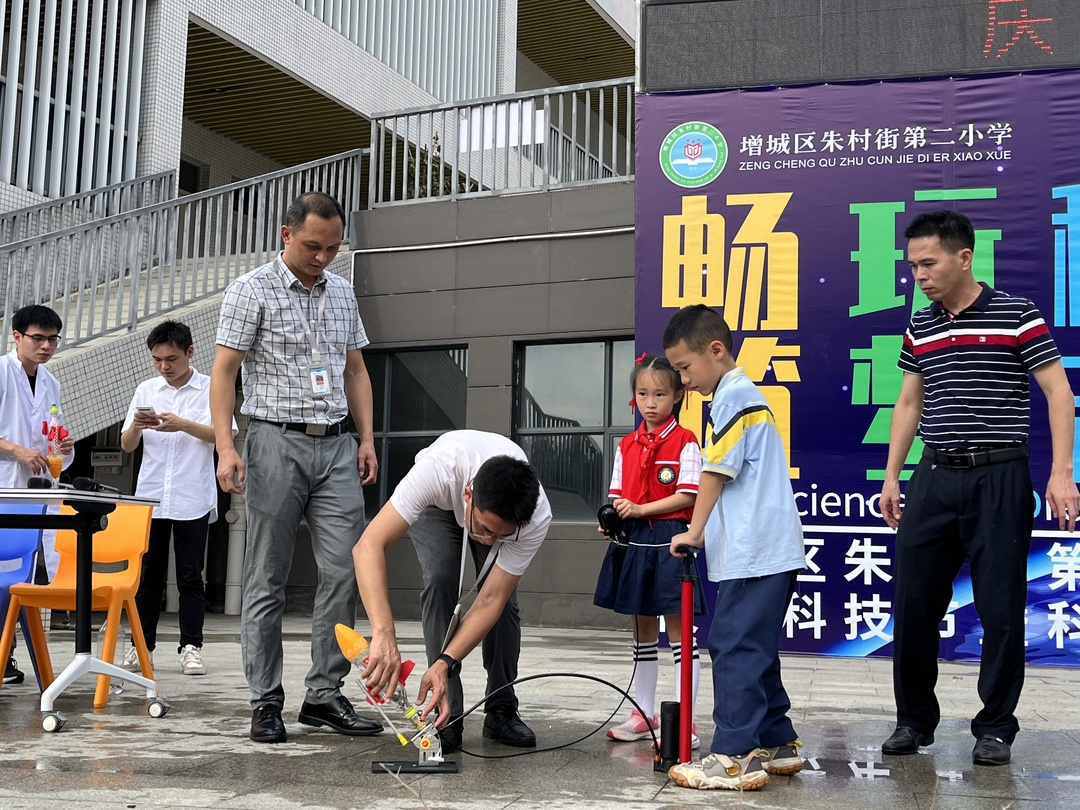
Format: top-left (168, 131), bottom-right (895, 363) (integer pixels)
top-left (0, 305), bottom-right (74, 684)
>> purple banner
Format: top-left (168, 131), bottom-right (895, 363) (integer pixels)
top-left (636, 70), bottom-right (1080, 664)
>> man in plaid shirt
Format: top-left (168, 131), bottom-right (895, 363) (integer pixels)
top-left (210, 192), bottom-right (381, 744)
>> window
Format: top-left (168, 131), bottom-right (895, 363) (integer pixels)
top-left (515, 339), bottom-right (635, 520)
top-left (357, 348), bottom-right (468, 519)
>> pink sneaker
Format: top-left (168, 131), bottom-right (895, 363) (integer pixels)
top-left (607, 709), bottom-right (659, 742)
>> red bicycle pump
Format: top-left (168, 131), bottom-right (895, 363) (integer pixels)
top-left (677, 544), bottom-right (697, 764)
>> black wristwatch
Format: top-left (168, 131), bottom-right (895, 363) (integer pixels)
top-left (436, 653), bottom-right (461, 678)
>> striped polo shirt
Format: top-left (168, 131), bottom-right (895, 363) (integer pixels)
top-left (897, 284), bottom-right (1060, 450)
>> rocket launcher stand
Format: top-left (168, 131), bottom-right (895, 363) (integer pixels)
top-left (335, 624), bottom-right (459, 774)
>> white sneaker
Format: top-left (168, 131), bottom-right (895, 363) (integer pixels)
top-left (179, 644), bottom-right (206, 676)
top-left (120, 646), bottom-right (147, 671)
top-left (668, 750), bottom-right (769, 791)
top-left (607, 709), bottom-right (659, 742)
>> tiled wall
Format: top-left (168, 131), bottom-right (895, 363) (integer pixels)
top-left (181, 119), bottom-right (283, 189)
top-left (50, 303), bottom-right (223, 442)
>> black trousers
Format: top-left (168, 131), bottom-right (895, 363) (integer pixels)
top-left (134, 514), bottom-right (210, 652)
top-left (893, 456), bottom-right (1033, 743)
top-left (410, 506), bottom-right (520, 718)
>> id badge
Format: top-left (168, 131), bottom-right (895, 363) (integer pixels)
top-left (307, 360), bottom-right (331, 398)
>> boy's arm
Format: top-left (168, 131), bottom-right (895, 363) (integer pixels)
top-left (669, 470), bottom-right (726, 556)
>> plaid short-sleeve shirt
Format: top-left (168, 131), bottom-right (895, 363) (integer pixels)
top-left (216, 255), bottom-right (368, 423)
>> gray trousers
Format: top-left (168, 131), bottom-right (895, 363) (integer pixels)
top-left (241, 419), bottom-right (365, 710)
top-left (411, 506), bottom-right (520, 718)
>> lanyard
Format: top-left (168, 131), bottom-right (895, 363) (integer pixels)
top-left (281, 259), bottom-right (329, 359)
top-left (441, 528), bottom-right (503, 654)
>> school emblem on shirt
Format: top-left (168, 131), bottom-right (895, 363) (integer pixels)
top-left (657, 465), bottom-right (676, 485)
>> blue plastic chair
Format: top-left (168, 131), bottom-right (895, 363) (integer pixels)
top-left (0, 503), bottom-right (49, 689)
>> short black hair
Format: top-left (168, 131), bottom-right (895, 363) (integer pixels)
top-left (285, 192), bottom-right (346, 230)
top-left (472, 455), bottom-right (541, 525)
top-left (146, 320), bottom-right (193, 352)
top-left (12, 305), bottom-right (62, 334)
top-left (904, 209), bottom-right (975, 254)
top-left (661, 304), bottom-right (732, 353)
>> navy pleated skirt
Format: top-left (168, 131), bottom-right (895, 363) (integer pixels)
top-left (593, 518), bottom-right (707, 617)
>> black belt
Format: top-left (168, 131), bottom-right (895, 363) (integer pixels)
top-left (923, 444), bottom-right (1028, 469)
top-left (258, 419), bottom-right (347, 437)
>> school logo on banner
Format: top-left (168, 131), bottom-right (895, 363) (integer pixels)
top-left (659, 121), bottom-right (728, 187)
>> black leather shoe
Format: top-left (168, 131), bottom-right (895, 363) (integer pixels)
top-left (439, 718), bottom-right (463, 753)
top-left (298, 695), bottom-right (383, 736)
top-left (251, 704), bottom-right (287, 743)
top-left (973, 735), bottom-right (1011, 765)
top-left (482, 707), bottom-right (536, 748)
top-left (881, 726), bottom-right (934, 755)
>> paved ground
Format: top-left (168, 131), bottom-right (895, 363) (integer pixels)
top-left (2, 614), bottom-right (1079, 809)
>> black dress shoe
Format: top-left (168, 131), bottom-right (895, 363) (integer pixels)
top-left (973, 735), bottom-right (1011, 765)
top-left (298, 695), bottom-right (383, 736)
top-left (881, 726), bottom-right (934, 755)
top-left (439, 718), bottom-right (463, 753)
top-left (482, 707), bottom-right (536, 748)
top-left (251, 704), bottom-right (287, 743)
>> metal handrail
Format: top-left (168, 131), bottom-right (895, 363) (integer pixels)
top-left (0, 171), bottom-right (176, 244)
top-left (369, 78), bottom-right (634, 206)
top-left (0, 149), bottom-right (364, 354)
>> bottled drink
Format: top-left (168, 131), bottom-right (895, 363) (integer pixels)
top-left (47, 404), bottom-right (64, 479)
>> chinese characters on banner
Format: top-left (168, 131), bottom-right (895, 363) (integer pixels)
top-left (635, 70), bottom-right (1080, 664)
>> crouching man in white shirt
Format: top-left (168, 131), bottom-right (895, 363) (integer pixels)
top-left (353, 430), bottom-right (552, 753)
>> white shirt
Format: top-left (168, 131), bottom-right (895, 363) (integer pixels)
top-left (121, 369), bottom-right (235, 521)
top-left (389, 430), bottom-right (552, 577)
top-left (0, 349), bottom-right (72, 487)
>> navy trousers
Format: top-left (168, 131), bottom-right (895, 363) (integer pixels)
top-left (707, 568), bottom-right (799, 755)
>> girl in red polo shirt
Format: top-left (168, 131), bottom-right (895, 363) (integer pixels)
top-left (595, 354), bottom-right (705, 747)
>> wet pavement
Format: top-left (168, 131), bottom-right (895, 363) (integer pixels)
top-left (1, 614), bottom-right (1079, 809)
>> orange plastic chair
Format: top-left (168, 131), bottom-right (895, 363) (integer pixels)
top-left (0, 502), bottom-right (154, 708)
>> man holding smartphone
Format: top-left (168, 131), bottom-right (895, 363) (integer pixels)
top-left (120, 320), bottom-right (235, 676)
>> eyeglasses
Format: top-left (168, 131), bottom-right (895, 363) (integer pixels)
top-left (18, 332), bottom-right (62, 346)
top-left (468, 505), bottom-right (521, 543)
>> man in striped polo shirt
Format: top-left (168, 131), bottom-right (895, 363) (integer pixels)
top-left (880, 210), bottom-right (1080, 767)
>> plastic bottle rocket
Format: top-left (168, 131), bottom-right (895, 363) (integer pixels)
top-left (335, 623), bottom-right (429, 748)
top-left (46, 404), bottom-right (65, 479)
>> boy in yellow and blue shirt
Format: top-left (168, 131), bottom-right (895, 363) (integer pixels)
top-left (663, 304), bottom-right (805, 791)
